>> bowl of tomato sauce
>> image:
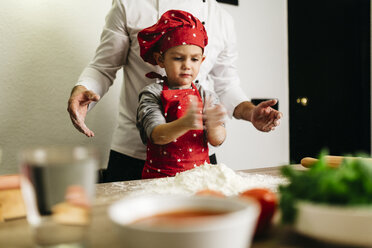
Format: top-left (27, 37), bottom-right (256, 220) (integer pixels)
top-left (108, 194), bottom-right (260, 248)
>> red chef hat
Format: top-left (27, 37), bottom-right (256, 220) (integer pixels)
top-left (138, 10), bottom-right (208, 65)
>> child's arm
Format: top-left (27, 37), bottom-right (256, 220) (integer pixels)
top-left (151, 96), bottom-right (203, 145)
top-left (207, 125), bottom-right (226, 147)
top-left (204, 99), bottom-right (227, 147)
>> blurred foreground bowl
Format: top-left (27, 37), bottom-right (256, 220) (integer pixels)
top-left (294, 201), bottom-right (372, 247)
top-left (108, 195), bottom-right (260, 248)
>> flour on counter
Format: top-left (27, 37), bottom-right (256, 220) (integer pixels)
top-left (126, 163), bottom-right (288, 197)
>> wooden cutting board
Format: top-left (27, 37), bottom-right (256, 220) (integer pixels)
top-left (0, 175), bottom-right (27, 221)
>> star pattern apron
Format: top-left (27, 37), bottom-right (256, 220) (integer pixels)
top-left (142, 81), bottom-right (210, 179)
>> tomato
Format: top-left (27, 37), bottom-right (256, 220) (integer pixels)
top-left (239, 188), bottom-right (277, 236)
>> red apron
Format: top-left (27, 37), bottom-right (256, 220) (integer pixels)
top-left (142, 81), bottom-right (210, 179)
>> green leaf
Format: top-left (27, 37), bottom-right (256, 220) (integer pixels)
top-left (279, 152), bottom-right (372, 224)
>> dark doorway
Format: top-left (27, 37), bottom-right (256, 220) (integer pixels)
top-left (216, 0), bottom-right (238, 6)
top-left (288, 0), bottom-right (371, 163)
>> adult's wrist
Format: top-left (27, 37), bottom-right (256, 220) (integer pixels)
top-left (70, 85), bottom-right (88, 96)
top-left (233, 101), bottom-right (255, 122)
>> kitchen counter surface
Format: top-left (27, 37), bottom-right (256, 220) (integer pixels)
top-left (0, 165), bottom-right (357, 248)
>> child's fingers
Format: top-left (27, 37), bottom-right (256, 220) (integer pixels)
top-left (186, 95), bottom-right (199, 111)
top-left (205, 104), bottom-right (227, 127)
top-left (184, 95), bottom-right (203, 130)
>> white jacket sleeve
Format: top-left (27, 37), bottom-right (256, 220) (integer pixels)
top-left (209, 7), bottom-right (249, 118)
top-left (76, 0), bottom-right (130, 105)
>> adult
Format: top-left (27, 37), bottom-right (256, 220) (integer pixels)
top-left (67, 0), bottom-right (282, 182)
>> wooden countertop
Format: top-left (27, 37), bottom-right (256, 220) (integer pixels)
top-left (0, 165), bottom-right (355, 248)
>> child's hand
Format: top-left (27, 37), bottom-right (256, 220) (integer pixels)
top-left (181, 95), bottom-right (203, 130)
top-left (204, 97), bottom-right (227, 129)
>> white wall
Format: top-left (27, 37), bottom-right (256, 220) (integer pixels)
top-left (219, 1), bottom-right (289, 169)
top-left (0, 0), bottom-right (289, 174)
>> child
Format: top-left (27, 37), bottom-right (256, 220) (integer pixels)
top-left (137, 10), bottom-right (226, 179)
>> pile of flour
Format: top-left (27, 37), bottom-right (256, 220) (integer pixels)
top-left (132, 163), bottom-right (287, 197)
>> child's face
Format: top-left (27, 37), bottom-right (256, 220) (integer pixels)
top-left (156, 45), bottom-right (205, 88)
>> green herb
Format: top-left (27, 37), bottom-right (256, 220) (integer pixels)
top-left (279, 152), bottom-right (372, 224)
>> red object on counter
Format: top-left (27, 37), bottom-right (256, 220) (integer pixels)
top-left (239, 188), bottom-right (277, 236)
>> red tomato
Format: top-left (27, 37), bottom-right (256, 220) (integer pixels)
top-left (239, 188), bottom-right (277, 236)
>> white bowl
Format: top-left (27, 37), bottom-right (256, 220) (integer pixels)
top-left (108, 195), bottom-right (260, 248)
top-left (294, 201), bottom-right (372, 247)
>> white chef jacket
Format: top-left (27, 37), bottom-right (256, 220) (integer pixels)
top-left (76, 0), bottom-right (249, 160)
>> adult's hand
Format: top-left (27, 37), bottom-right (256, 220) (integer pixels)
top-left (67, 86), bottom-right (100, 137)
top-left (233, 99), bottom-right (282, 132)
top-left (251, 99), bottom-right (282, 132)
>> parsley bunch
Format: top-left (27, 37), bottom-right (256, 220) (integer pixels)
top-left (279, 153), bottom-right (372, 224)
